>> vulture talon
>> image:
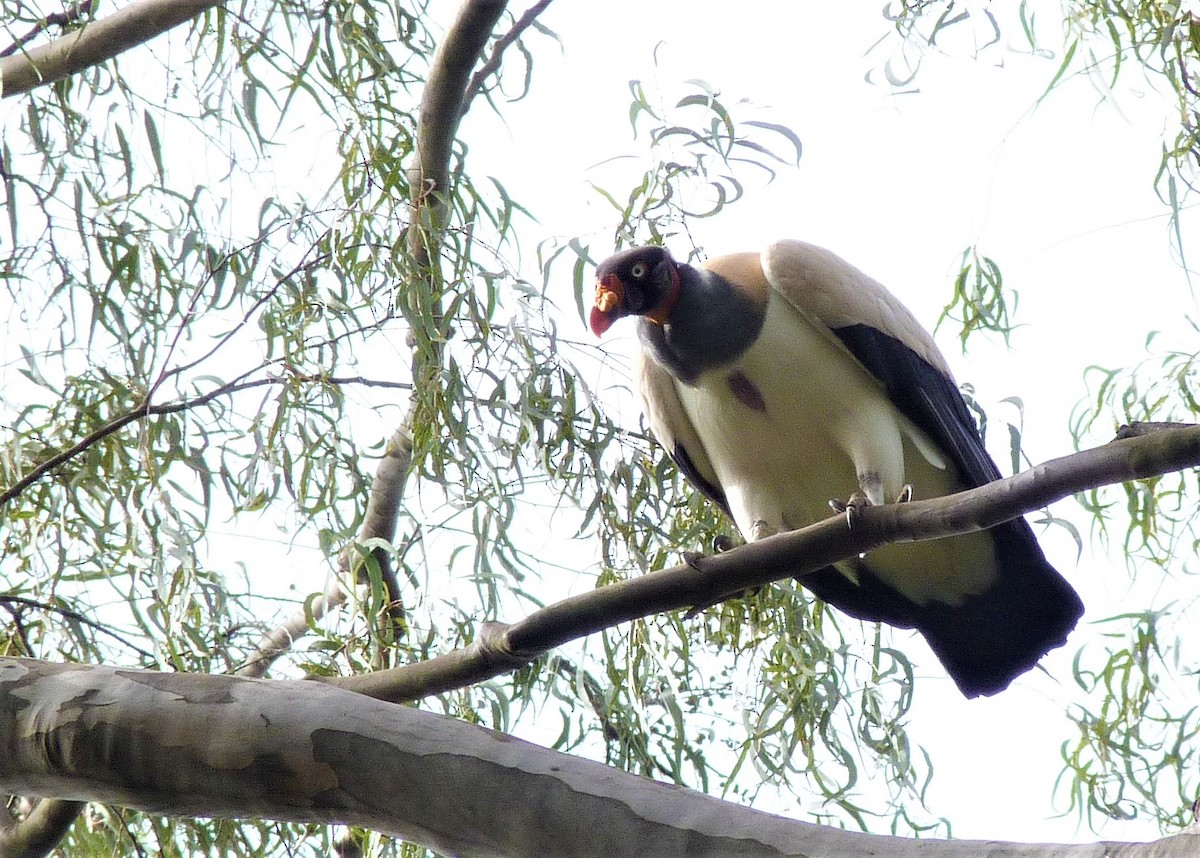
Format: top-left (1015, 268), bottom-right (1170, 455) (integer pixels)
top-left (831, 492), bottom-right (872, 529)
top-left (828, 498), bottom-right (852, 529)
top-left (897, 484), bottom-right (914, 503)
top-left (847, 490), bottom-right (872, 510)
top-left (750, 519), bottom-right (777, 541)
top-left (711, 534), bottom-right (735, 553)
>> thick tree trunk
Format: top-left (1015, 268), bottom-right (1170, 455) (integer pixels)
top-left (1, 658), bottom-right (1196, 857)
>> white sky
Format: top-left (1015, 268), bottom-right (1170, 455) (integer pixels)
top-left (460, 0), bottom-right (1197, 844)
top-left (3, 0), bottom-right (1197, 848)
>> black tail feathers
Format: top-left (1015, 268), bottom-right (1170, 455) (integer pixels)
top-left (804, 518), bottom-right (1083, 697)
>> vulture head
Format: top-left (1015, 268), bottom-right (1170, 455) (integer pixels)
top-left (590, 245), bottom-right (682, 336)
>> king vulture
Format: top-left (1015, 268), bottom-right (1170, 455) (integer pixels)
top-left (589, 239), bottom-right (1083, 698)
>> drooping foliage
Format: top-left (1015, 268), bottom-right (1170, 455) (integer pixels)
top-left (1, 2), bottom-right (1197, 855)
top-left (0, 3), bottom-right (939, 853)
top-left (883, 0), bottom-right (1200, 832)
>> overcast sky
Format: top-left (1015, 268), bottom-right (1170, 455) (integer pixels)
top-left (4, 0), bottom-right (1196, 846)
top-left (463, 1), bottom-right (1197, 843)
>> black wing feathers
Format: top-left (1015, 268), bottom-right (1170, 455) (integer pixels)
top-left (813, 324), bottom-right (1083, 697)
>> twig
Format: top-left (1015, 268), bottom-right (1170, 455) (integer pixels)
top-left (0, 597), bottom-right (156, 660)
top-left (0, 375), bottom-right (412, 508)
top-left (460, 0), bottom-right (556, 115)
top-left (1, 377), bottom-right (272, 508)
top-left (0, 1), bottom-right (95, 59)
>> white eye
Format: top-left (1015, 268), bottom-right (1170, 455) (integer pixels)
top-left (630, 262), bottom-right (647, 279)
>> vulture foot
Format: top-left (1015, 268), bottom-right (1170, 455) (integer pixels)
top-left (829, 491), bottom-right (873, 528)
top-left (712, 534), bottom-right (736, 553)
top-left (830, 483), bottom-right (915, 528)
top-left (750, 519), bottom-right (778, 541)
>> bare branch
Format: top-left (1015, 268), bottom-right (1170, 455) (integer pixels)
top-left (0, 0), bottom-right (220, 98)
top-left (460, 0), bottom-right (557, 115)
top-left (1115, 420), bottom-right (1196, 439)
top-left (323, 424), bottom-right (1200, 704)
top-left (0, 797), bottom-right (86, 858)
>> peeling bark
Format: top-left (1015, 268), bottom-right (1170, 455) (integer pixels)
top-left (1, 658), bottom-right (1196, 858)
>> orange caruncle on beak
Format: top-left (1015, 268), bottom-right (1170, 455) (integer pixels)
top-left (595, 279), bottom-right (622, 313)
top-left (589, 274), bottom-right (625, 336)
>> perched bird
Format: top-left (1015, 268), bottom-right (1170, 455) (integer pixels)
top-left (590, 239), bottom-right (1083, 697)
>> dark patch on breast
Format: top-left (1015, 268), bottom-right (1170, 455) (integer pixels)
top-left (727, 371), bottom-right (766, 412)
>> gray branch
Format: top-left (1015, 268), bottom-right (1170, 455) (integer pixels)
top-left (238, 0), bottom-right (516, 676)
top-left (460, 0), bottom-right (557, 115)
top-left (324, 423), bottom-right (1200, 704)
top-left (0, 797), bottom-right (84, 858)
top-left (0, 658), bottom-right (1196, 857)
top-left (407, 0), bottom-right (508, 266)
top-left (236, 424), bottom-right (416, 678)
top-left (0, 0), bottom-right (220, 98)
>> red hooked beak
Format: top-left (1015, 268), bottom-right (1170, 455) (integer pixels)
top-left (589, 274), bottom-right (625, 337)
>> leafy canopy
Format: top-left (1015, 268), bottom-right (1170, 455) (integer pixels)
top-left (1, 1), bottom-right (1198, 854)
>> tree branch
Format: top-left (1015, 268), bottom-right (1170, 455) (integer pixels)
top-left (0, 2), bottom-right (230, 848)
top-left (0, 597), bottom-right (155, 661)
top-left (0, 0), bottom-right (220, 98)
top-left (0, 1), bottom-right (96, 59)
top-left (322, 424), bottom-right (1200, 704)
top-left (460, 0), bottom-right (556, 115)
top-left (235, 423), bottom-right (417, 678)
top-left (0, 377), bottom-right (276, 508)
top-left (0, 796), bottom-right (85, 858)
top-left (2, 657), bottom-right (1197, 857)
top-left (238, 0), bottom-right (513, 675)
top-left (407, 0), bottom-right (507, 264)
top-left (0, 375), bottom-right (411, 509)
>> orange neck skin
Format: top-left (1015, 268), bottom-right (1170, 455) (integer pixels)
top-left (643, 264), bottom-right (681, 326)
